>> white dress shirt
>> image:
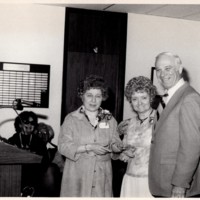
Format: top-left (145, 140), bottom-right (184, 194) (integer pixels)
top-left (164, 78), bottom-right (185, 105)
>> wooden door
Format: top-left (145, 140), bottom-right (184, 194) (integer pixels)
top-left (61, 8), bottom-right (127, 123)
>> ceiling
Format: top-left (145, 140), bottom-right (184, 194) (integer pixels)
top-left (53, 4), bottom-right (200, 22)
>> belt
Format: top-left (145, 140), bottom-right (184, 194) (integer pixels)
top-left (82, 152), bottom-right (111, 161)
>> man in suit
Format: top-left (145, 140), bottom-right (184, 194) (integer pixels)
top-left (148, 52), bottom-right (200, 197)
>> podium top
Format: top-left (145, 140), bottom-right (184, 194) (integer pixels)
top-left (0, 141), bottom-right (42, 164)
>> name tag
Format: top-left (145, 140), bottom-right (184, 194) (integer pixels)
top-left (99, 122), bottom-right (109, 129)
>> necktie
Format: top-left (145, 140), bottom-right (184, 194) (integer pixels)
top-left (157, 93), bottom-right (168, 120)
top-left (160, 93), bottom-right (168, 109)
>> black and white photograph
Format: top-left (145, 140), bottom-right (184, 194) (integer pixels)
top-left (1, 0), bottom-right (200, 198)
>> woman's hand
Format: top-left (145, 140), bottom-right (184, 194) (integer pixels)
top-left (87, 143), bottom-right (111, 155)
top-left (119, 153), bottom-right (130, 162)
top-left (123, 147), bottom-right (136, 158)
top-left (111, 142), bottom-right (124, 153)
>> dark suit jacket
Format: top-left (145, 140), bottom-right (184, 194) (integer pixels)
top-left (149, 83), bottom-right (200, 197)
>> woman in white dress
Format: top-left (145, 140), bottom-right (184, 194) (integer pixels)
top-left (118, 76), bottom-right (157, 197)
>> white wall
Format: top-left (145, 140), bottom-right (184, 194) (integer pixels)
top-left (2, 6), bottom-right (200, 143)
top-left (124, 13), bottom-right (200, 120)
top-left (0, 4), bottom-right (65, 144)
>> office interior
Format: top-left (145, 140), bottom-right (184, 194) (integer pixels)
top-left (1, 2), bottom-right (200, 196)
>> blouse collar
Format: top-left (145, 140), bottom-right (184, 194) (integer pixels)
top-left (79, 106), bottom-right (112, 122)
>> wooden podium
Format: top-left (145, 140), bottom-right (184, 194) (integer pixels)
top-left (0, 141), bottom-right (42, 196)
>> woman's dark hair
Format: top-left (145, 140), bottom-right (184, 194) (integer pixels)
top-left (77, 75), bottom-right (108, 100)
top-left (37, 122), bottom-right (55, 143)
top-left (14, 111), bottom-right (38, 133)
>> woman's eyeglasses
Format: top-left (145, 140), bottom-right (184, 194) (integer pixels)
top-left (22, 120), bottom-right (36, 125)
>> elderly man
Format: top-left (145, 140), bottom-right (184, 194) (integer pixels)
top-left (149, 52), bottom-right (200, 197)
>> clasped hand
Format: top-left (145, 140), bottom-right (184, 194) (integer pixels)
top-left (119, 145), bottom-right (136, 162)
top-left (89, 143), bottom-right (111, 155)
top-left (89, 142), bottom-right (123, 155)
top-left (111, 142), bottom-right (124, 153)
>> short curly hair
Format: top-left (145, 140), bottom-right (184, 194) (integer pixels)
top-left (77, 75), bottom-right (108, 100)
top-left (125, 76), bottom-right (157, 105)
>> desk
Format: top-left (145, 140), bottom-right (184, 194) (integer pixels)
top-left (0, 142), bottom-right (42, 196)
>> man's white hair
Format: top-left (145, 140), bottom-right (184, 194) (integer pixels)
top-left (155, 52), bottom-right (182, 66)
